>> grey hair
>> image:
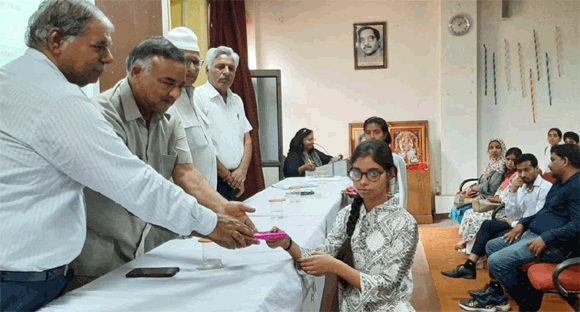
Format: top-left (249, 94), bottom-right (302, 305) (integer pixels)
top-left (26, 0), bottom-right (114, 49)
top-left (125, 36), bottom-right (186, 76)
top-left (206, 46), bottom-right (240, 70)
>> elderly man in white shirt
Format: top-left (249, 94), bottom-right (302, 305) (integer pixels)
top-left (195, 46), bottom-right (253, 199)
top-left (0, 1), bottom-right (255, 311)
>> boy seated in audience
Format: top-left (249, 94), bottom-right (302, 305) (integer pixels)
top-left (563, 131), bottom-right (579, 146)
top-left (483, 144), bottom-right (579, 312)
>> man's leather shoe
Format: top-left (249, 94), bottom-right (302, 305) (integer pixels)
top-left (441, 264), bottom-right (476, 279)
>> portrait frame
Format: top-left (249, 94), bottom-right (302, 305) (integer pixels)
top-left (353, 21), bottom-right (387, 70)
top-left (349, 120), bottom-right (429, 170)
top-left (349, 123), bottom-right (366, 156)
top-left (388, 120), bottom-right (429, 169)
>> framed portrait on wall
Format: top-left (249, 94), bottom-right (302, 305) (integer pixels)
top-left (349, 123), bottom-right (366, 156)
top-left (388, 120), bottom-right (429, 170)
top-left (353, 21), bottom-right (387, 70)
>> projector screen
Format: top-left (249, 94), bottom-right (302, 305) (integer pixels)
top-left (0, 0), bottom-right (98, 96)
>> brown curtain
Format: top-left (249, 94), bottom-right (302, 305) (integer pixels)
top-left (209, 0), bottom-right (265, 200)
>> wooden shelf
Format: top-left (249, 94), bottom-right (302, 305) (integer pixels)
top-left (407, 169), bottom-right (433, 224)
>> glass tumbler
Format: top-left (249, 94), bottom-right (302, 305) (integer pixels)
top-left (198, 238), bottom-right (223, 270)
top-left (269, 198), bottom-right (285, 219)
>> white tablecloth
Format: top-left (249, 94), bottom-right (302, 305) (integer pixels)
top-left (41, 177), bottom-right (353, 312)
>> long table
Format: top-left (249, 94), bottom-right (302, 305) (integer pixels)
top-left (41, 177), bottom-right (353, 312)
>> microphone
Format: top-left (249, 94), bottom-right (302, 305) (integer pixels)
top-left (314, 142), bottom-right (330, 155)
top-left (315, 143), bottom-right (342, 162)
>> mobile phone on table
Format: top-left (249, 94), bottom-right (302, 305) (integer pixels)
top-left (125, 267), bottom-right (179, 278)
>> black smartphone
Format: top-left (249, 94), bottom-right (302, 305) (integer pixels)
top-left (125, 267), bottom-right (180, 278)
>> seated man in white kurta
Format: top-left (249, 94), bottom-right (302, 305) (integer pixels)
top-left (195, 46), bottom-right (253, 200)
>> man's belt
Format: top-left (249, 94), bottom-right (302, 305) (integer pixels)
top-left (0, 264), bottom-right (69, 282)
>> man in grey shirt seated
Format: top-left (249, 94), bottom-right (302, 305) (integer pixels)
top-left (68, 37), bottom-right (258, 290)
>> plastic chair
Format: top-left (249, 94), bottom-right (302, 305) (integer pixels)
top-left (459, 178), bottom-right (479, 192)
top-left (491, 203), bottom-right (506, 221)
top-left (527, 257), bottom-right (580, 310)
top-left (392, 155), bottom-right (408, 210)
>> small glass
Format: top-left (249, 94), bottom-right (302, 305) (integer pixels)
top-left (198, 238), bottom-right (223, 270)
top-left (269, 198), bottom-right (285, 219)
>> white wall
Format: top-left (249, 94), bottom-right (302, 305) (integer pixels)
top-left (477, 0), bottom-right (580, 172)
top-left (246, 0), bottom-right (579, 203)
top-left (246, 0), bottom-right (442, 190)
top-left (440, 0), bottom-right (479, 195)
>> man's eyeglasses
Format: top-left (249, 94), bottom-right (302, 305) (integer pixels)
top-left (348, 168), bottom-right (385, 182)
top-left (186, 58), bottom-right (204, 68)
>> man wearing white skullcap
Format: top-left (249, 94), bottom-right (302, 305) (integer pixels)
top-left (67, 35), bottom-right (258, 291)
top-left (164, 27), bottom-right (217, 191)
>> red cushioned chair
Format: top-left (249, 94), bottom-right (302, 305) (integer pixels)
top-left (526, 257), bottom-right (580, 311)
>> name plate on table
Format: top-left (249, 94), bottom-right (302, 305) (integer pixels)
top-left (305, 160), bottom-right (349, 178)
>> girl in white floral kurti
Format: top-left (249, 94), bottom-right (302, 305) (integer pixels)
top-left (267, 140), bottom-right (418, 311)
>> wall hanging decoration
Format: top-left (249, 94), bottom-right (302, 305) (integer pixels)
top-left (529, 69), bottom-right (536, 123)
top-left (533, 29), bottom-right (540, 81)
top-left (546, 52), bottom-right (553, 106)
top-left (493, 52), bottom-right (498, 105)
top-left (504, 39), bottom-right (511, 92)
top-left (555, 24), bottom-right (563, 78)
top-left (518, 42), bottom-right (526, 98)
top-left (353, 22), bottom-right (387, 70)
top-left (483, 44), bottom-right (488, 96)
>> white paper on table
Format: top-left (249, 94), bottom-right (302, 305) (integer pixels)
top-left (271, 177), bottom-right (319, 190)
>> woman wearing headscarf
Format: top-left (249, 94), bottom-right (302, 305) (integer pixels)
top-left (449, 138), bottom-right (507, 223)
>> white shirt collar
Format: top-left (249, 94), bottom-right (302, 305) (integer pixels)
top-left (204, 81), bottom-right (233, 102)
top-left (522, 174), bottom-right (544, 192)
top-left (25, 48), bottom-right (73, 86)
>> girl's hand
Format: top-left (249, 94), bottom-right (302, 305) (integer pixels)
top-left (296, 252), bottom-right (338, 276)
top-left (265, 227), bottom-right (290, 249)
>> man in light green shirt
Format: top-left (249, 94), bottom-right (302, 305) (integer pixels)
top-left (68, 37), bottom-right (257, 290)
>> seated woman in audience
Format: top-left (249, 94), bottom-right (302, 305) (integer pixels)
top-left (268, 140), bottom-right (418, 311)
top-left (563, 131), bottom-right (579, 146)
top-left (543, 128), bottom-right (562, 181)
top-left (449, 138), bottom-right (507, 223)
top-left (363, 116), bottom-right (408, 209)
top-left (283, 128), bottom-right (342, 177)
top-left (454, 147), bottom-right (522, 253)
